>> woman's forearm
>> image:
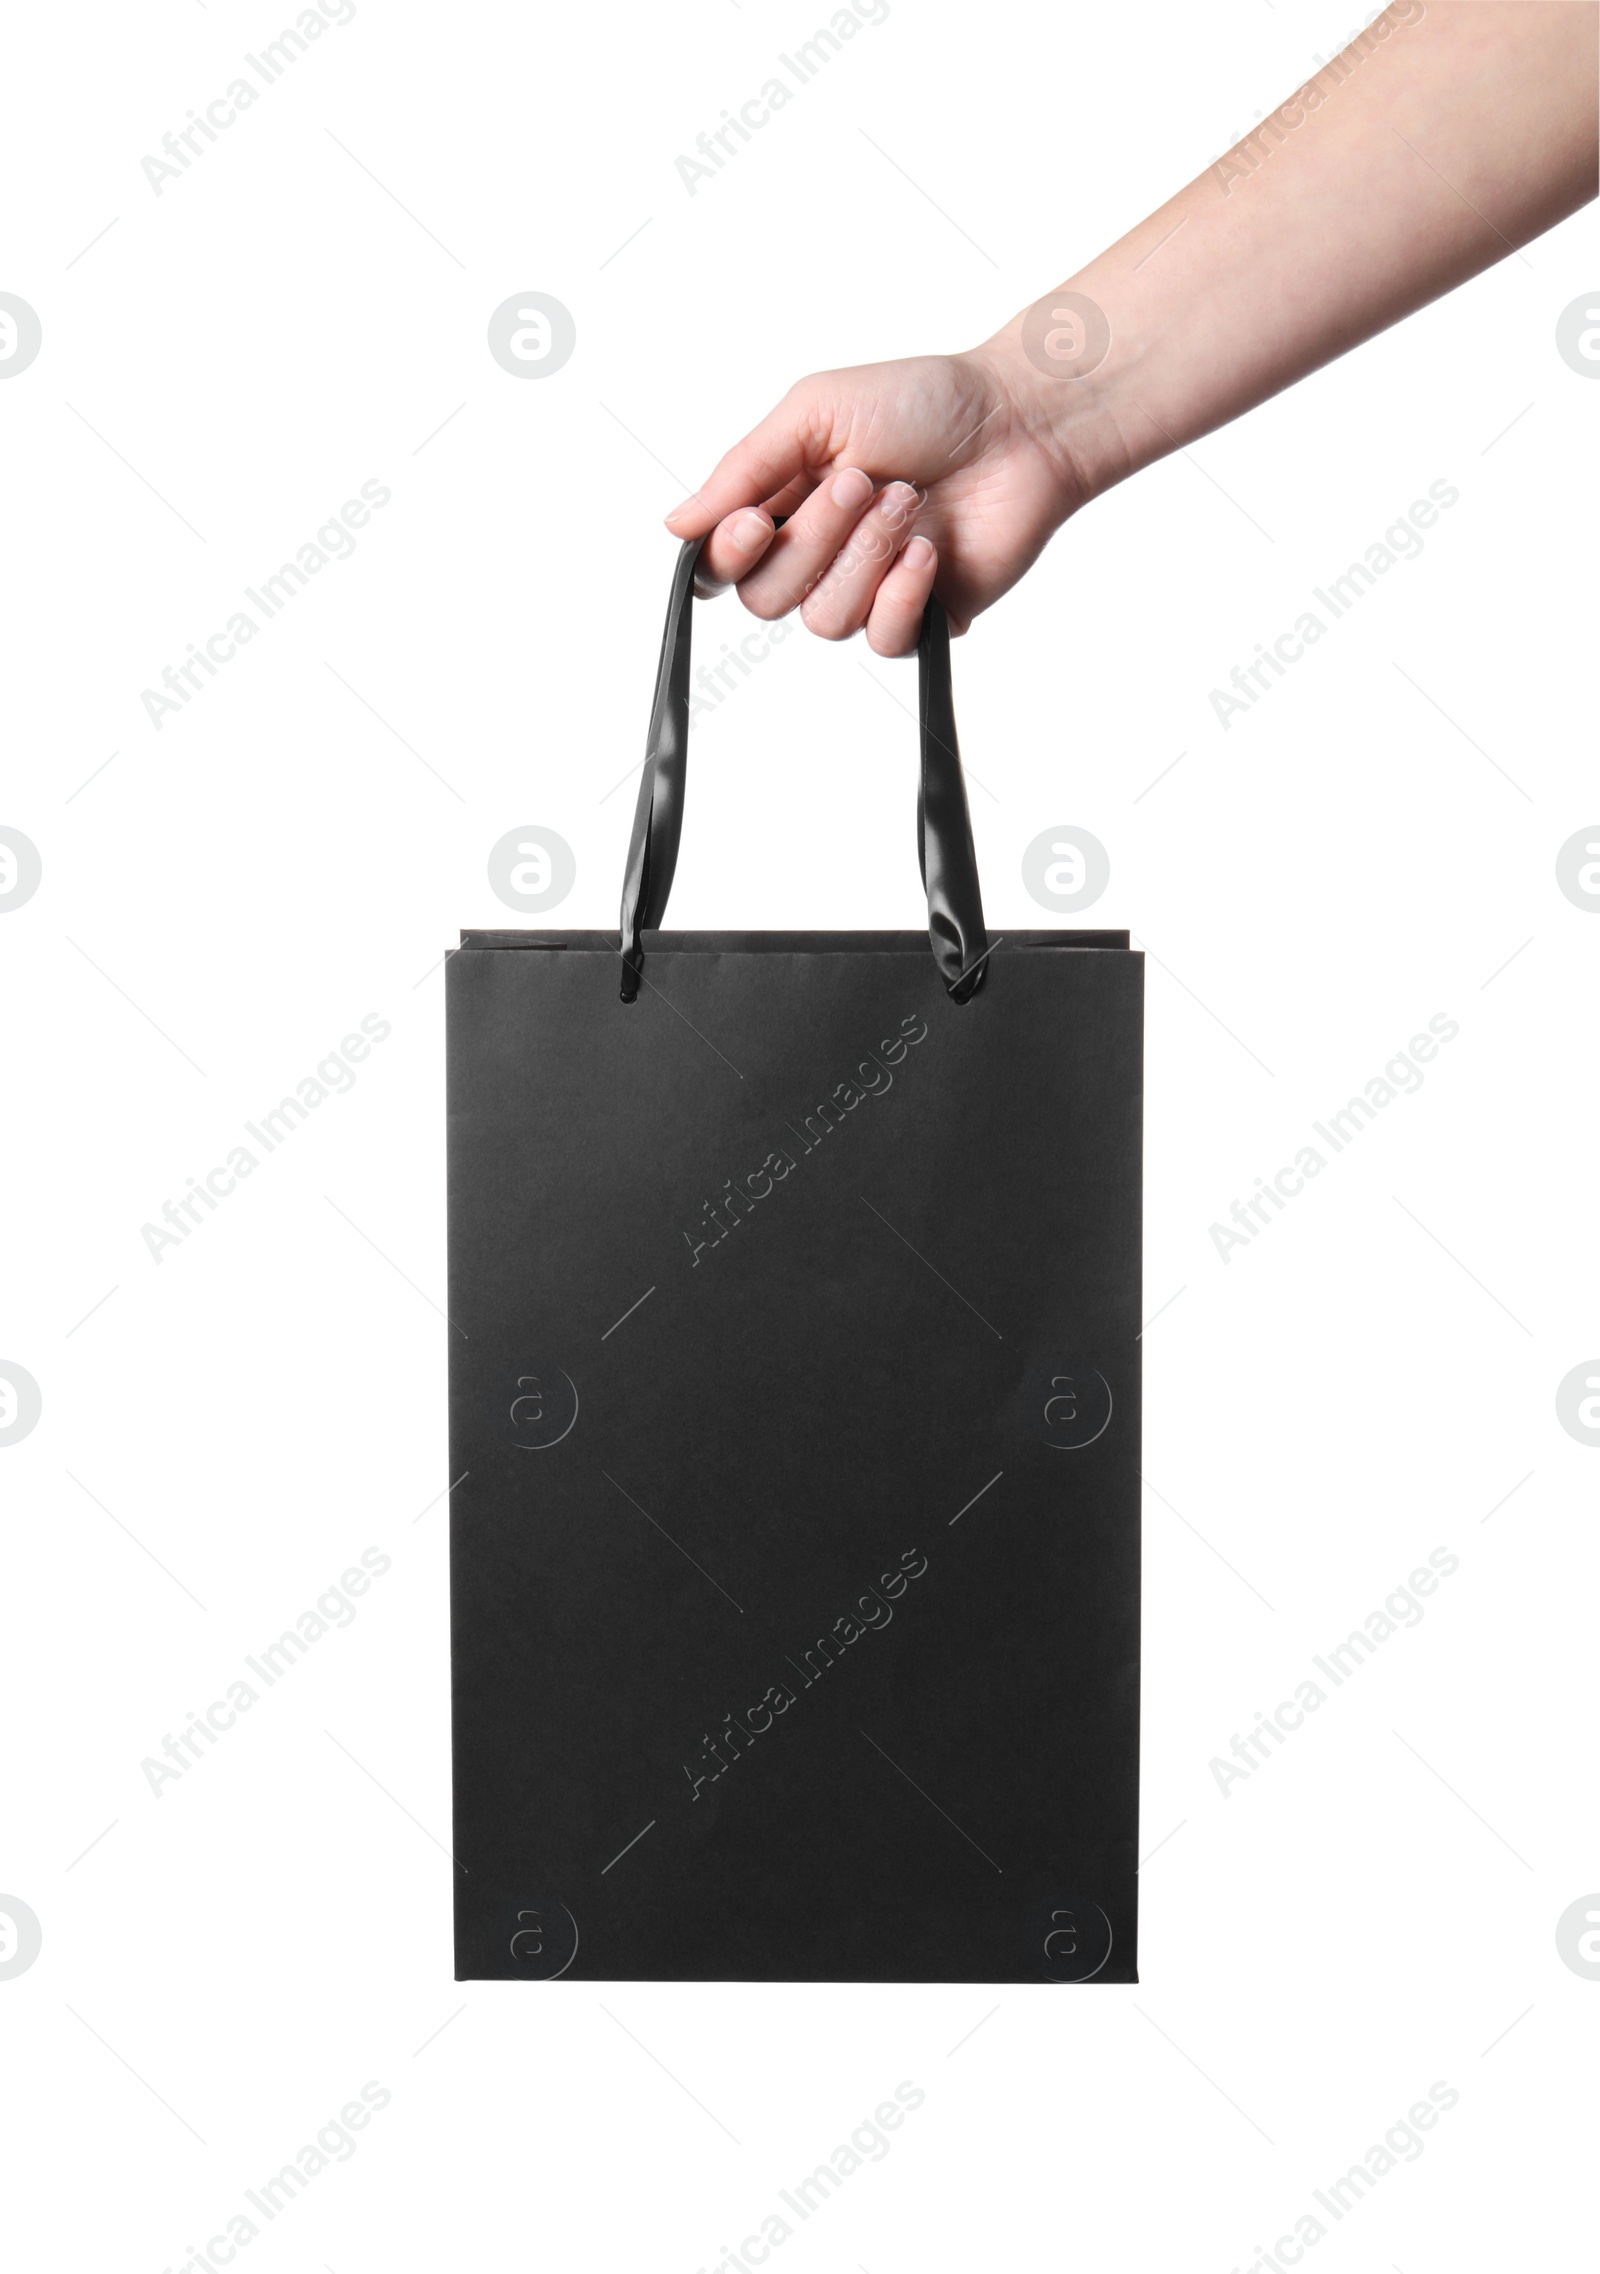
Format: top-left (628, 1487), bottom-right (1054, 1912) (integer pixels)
top-left (668, 3), bottom-right (1595, 650)
top-left (991, 1), bottom-right (1599, 506)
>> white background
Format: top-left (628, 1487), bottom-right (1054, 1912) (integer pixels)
top-left (2, 0), bottom-right (1596, 2267)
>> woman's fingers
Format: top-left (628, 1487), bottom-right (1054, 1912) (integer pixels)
top-left (864, 534), bottom-right (939, 656)
top-left (662, 398), bottom-right (817, 537)
top-left (691, 478), bottom-right (936, 647)
top-left (798, 481), bottom-right (923, 640)
top-left (661, 403), bottom-right (937, 648)
top-left (693, 507), bottom-right (776, 595)
top-left (730, 466), bottom-right (880, 620)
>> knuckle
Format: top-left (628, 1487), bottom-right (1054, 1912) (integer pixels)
top-left (804, 607), bottom-right (851, 643)
top-left (740, 585), bottom-right (789, 622)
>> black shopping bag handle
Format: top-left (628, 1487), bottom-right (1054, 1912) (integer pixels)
top-left (618, 533), bottom-right (990, 1005)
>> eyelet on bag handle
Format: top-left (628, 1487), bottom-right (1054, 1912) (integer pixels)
top-left (618, 532), bottom-right (989, 1004)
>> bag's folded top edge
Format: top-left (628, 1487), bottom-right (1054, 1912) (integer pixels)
top-left (456, 928), bottom-right (1133, 953)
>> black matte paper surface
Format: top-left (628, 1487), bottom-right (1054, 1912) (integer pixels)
top-left (446, 928), bottom-right (1143, 1981)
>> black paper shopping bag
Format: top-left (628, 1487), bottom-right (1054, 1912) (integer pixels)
top-left (446, 539), bottom-right (1143, 1982)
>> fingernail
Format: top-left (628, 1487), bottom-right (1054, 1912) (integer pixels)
top-left (664, 497), bottom-right (697, 525)
top-left (904, 534), bottom-right (935, 566)
top-left (882, 481), bottom-right (921, 529)
top-left (830, 466), bottom-right (874, 510)
top-left (728, 509), bottom-right (770, 555)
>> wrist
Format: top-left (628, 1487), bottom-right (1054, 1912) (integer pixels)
top-left (967, 304), bottom-right (1146, 522)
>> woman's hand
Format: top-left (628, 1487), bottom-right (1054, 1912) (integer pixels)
top-left (663, 350), bottom-right (1096, 655)
top-left (662, 4), bottom-right (1596, 658)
